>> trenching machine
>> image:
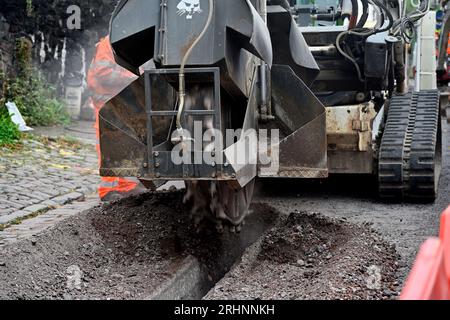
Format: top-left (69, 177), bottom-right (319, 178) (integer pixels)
top-left (99, 0), bottom-right (442, 231)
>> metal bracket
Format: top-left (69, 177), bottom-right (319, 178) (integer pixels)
top-left (144, 67), bottom-right (227, 180)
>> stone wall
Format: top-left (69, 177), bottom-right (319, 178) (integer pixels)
top-left (0, 0), bottom-right (117, 115)
top-left (0, 0), bottom-right (117, 83)
top-left (0, 12), bottom-right (13, 75)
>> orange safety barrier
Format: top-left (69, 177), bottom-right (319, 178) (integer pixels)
top-left (401, 207), bottom-right (450, 300)
top-left (442, 208), bottom-right (450, 284)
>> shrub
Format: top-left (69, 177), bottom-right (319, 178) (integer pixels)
top-left (7, 74), bottom-right (69, 126)
top-left (0, 111), bottom-right (21, 146)
top-left (0, 71), bottom-right (70, 127)
top-left (0, 37), bottom-right (70, 127)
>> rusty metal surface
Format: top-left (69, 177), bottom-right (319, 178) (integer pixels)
top-left (326, 102), bottom-right (377, 153)
top-left (325, 103), bottom-right (377, 174)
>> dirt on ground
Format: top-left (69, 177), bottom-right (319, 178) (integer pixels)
top-left (254, 120), bottom-right (450, 286)
top-left (206, 212), bottom-right (400, 300)
top-left (0, 188), bottom-right (401, 301)
top-left (0, 191), bottom-right (277, 300)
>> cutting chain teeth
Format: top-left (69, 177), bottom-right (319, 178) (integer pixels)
top-left (181, 87), bottom-right (253, 233)
top-left (184, 181), bottom-right (249, 233)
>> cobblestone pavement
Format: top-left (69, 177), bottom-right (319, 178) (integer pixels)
top-left (33, 121), bottom-right (97, 146)
top-left (0, 129), bottom-right (100, 228)
top-left (0, 196), bottom-right (99, 247)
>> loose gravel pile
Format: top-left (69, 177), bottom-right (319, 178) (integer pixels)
top-left (206, 211), bottom-right (400, 300)
top-left (0, 191), bottom-right (277, 300)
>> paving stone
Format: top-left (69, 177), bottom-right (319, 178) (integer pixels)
top-left (51, 192), bottom-right (85, 205)
top-left (41, 200), bottom-right (59, 207)
top-left (0, 187), bottom-right (19, 193)
top-left (0, 133), bottom-right (98, 223)
top-left (5, 199), bottom-right (28, 207)
top-left (27, 198), bottom-right (42, 205)
top-left (28, 192), bottom-right (51, 202)
top-left (0, 208), bottom-right (15, 215)
top-left (39, 188), bottom-right (61, 197)
top-left (0, 200), bottom-right (24, 209)
top-left (0, 210), bottom-right (31, 224)
top-left (23, 204), bottom-right (49, 214)
top-left (0, 197), bottom-right (99, 247)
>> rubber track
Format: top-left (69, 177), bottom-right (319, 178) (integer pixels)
top-left (379, 90), bottom-right (441, 199)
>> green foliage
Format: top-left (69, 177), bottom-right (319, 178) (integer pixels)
top-left (1, 72), bottom-right (70, 127)
top-left (6, 74), bottom-right (69, 126)
top-left (26, 0), bottom-right (34, 17)
top-left (0, 37), bottom-right (69, 127)
top-left (15, 37), bottom-right (33, 76)
top-left (0, 111), bottom-right (21, 147)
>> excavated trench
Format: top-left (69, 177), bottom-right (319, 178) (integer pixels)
top-left (206, 212), bottom-right (400, 300)
top-left (0, 191), bottom-right (400, 300)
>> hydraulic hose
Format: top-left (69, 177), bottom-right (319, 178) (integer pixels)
top-left (176, 0), bottom-right (214, 132)
top-left (315, 12), bottom-right (342, 21)
top-left (356, 0), bottom-right (369, 29)
top-left (348, 0), bottom-right (359, 29)
top-left (341, 0), bottom-right (359, 29)
top-left (370, 0), bottom-right (394, 33)
top-left (335, 0), bottom-right (394, 82)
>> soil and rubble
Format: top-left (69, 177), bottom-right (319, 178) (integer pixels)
top-left (206, 212), bottom-right (400, 300)
top-left (0, 189), bottom-right (401, 300)
top-left (0, 191), bottom-right (277, 300)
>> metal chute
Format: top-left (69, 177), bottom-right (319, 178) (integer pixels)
top-left (267, 4), bottom-right (320, 86)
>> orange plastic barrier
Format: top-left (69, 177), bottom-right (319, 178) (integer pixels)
top-left (441, 208), bottom-right (450, 284)
top-left (401, 207), bottom-right (450, 300)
